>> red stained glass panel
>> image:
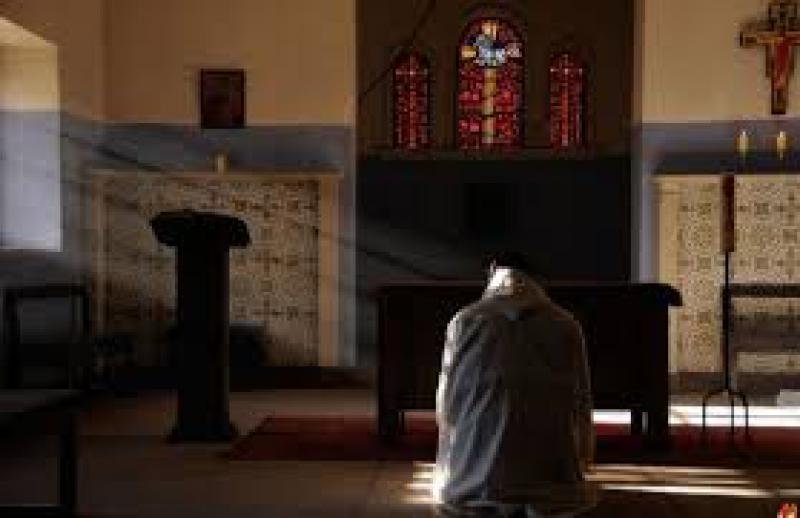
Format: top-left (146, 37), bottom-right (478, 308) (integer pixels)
top-left (393, 52), bottom-right (430, 150)
top-left (549, 53), bottom-right (586, 149)
top-left (457, 19), bottom-right (523, 150)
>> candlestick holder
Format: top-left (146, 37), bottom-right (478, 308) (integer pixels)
top-left (701, 174), bottom-right (751, 451)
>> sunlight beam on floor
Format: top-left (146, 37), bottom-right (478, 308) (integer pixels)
top-left (404, 461), bottom-right (800, 505)
top-left (593, 406), bottom-right (800, 428)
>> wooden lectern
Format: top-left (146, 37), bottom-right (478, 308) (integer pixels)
top-left (151, 210), bottom-right (250, 442)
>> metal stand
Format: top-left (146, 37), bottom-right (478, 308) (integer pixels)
top-left (701, 250), bottom-right (750, 447)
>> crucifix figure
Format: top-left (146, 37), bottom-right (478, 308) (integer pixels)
top-left (460, 20), bottom-right (522, 146)
top-left (741, 0), bottom-right (800, 115)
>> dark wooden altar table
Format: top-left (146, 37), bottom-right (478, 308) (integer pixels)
top-left (376, 281), bottom-right (681, 448)
top-left (0, 389), bottom-right (80, 516)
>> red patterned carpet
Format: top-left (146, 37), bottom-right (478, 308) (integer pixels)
top-left (227, 414), bottom-right (800, 467)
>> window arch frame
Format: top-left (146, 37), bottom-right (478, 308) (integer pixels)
top-left (391, 49), bottom-right (432, 150)
top-left (455, 16), bottom-right (526, 151)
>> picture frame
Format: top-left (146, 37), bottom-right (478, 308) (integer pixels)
top-left (199, 69), bottom-right (245, 129)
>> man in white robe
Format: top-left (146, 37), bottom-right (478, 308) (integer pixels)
top-left (433, 253), bottom-right (595, 517)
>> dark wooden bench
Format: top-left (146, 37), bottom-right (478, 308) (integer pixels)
top-left (3, 285), bottom-right (91, 389)
top-left (0, 390), bottom-right (80, 517)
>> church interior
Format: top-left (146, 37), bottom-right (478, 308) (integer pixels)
top-left (2, 0), bottom-right (800, 516)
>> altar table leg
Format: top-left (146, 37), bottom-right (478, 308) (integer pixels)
top-left (378, 406), bottom-right (402, 441)
top-left (646, 406), bottom-right (670, 450)
top-left (631, 408), bottom-right (644, 436)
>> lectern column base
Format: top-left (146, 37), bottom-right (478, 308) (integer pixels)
top-left (167, 421), bottom-right (239, 443)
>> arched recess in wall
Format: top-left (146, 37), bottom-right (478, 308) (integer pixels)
top-left (456, 17), bottom-right (524, 150)
top-left (0, 17), bottom-right (61, 251)
top-left (549, 51), bottom-right (587, 149)
top-left (392, 51), bottom-right (431, 150)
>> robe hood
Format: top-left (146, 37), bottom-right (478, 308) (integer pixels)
top-left (482, 267), bottom-right (548, 321)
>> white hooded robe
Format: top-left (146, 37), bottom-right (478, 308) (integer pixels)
top-left (434, 269), bottom-right (595, 516)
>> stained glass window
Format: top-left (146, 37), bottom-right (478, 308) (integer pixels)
top-left (457, 19), bottom-right (523, 150)
top-left (393, 51), bottom-right (430, 150)
top-left (549, 52), bottom-right (586, 149)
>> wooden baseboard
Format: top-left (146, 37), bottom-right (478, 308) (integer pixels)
top-left (232, 367), bottom-right (375, 389)
top-left (670, 372), bottom-right (800, 396)
top-left (103, 366), bottom-right (375, 391)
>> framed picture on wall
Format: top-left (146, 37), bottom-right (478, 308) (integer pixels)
top-left (199, 69), bottom-right (246, 129)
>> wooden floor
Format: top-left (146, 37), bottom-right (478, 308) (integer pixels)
top-left (0, 389), bottom-right (797, 517)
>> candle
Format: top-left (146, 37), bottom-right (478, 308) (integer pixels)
top-left (214, 152), bottom-right (228, 173)
top-left (777, 130), bottom-right (789, 161)
top-left (737, 129), bottom-right (749, 160)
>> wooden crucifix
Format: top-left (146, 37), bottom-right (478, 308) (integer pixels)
top-left (741, 0), bottom-right (800, 115)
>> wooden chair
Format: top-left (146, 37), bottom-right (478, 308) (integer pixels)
top-left (3, 284), bottom-right (91, 390)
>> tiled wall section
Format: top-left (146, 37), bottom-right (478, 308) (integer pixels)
top-left (657, 175), bottom-right (800, 391)
top-left (98, 123), bottom-right (355, 366)
top-left (92, 174), bottom-right (320, 367)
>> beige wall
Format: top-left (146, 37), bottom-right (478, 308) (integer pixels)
top-left (632, 0), bottom-right (644, 125)
top-left (0, 0), bottom-right (106, 120)
top-left (0, 18), bottom-right (58, 112)
top-left (106, 0), bottom-right (355, 125)
top-left (3, 0), bottom-right (777, 126)
top-left (0, 0), bottom-right (357, 124)
top-left (0, 46), bottom-right (59, 111)
top-left (641, 0), bottom-right (783, 123)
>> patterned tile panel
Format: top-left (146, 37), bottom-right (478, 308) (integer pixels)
top-left (91, 174), bottom-right (320, 366)
top-left (661, 176), bottom-right (800, 381)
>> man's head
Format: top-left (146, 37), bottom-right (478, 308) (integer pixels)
top-left (486, 251), bottom-right (535, 279)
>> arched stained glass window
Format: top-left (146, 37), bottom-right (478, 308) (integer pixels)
top-left (393, 51), bottom-right (430, 149)
top-left (549, 52), bottom-right (586, 149)
top-left (457, 19), bottom-right (523, 149)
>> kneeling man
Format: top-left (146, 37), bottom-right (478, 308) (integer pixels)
top-left (434, 253), bottom-right (595, 517)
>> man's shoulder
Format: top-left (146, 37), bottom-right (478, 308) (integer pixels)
top-left (535, 302), bottom-right (584, 347)
top-left (446, 298), bottom-right (505, 338)
top-left (453, 296), bottom-right (579, 324)
top-left (543, 301), bottom-right (583, 332)
top-left (450, 297), bottom-right (505, 325)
